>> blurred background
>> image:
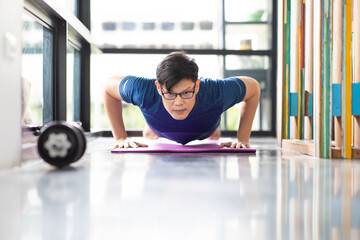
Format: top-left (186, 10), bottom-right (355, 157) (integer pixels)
top-left (21, 0), bottom-right (276, 136)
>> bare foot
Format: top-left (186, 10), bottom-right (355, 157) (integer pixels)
top-left (142, 124), bottom-right (159, 139)
top-left (207, 126), bottom-right (221, 140)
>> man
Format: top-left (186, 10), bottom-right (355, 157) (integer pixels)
top-left (102, 51), bottom-right (260, 149)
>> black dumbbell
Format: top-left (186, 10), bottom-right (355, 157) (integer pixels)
top-left (37, 121), bottom-right (86, 167)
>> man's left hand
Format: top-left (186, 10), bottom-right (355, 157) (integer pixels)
top-left (219, 141), bottom-right (250, 149)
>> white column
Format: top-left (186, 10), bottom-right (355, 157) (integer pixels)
top-left (0, 0), bottom-right (23, 168)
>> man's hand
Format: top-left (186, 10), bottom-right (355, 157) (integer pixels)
top-left (233, 77), bottom-right (260, 150)
top-left (113, 138), bottom-right (148, 149)
top-left (219, 140), bottom-right (250, 149)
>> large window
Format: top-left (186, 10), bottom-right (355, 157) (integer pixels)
top-left (22, 12), bottom-right (54, 126)
top-left (21, 0), bottom-right (91, 131)
top-left (91, 0), bottom-right (276, 136)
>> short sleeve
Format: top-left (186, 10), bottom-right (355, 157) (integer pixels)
top-left (219, 77), bottom-right (247, 111)
top-left (119, 75), bottom-right (157, 108)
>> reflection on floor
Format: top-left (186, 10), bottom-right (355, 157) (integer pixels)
top-left (0, 137), bottom-right (359, 240)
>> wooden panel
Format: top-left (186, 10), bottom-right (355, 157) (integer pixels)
top-left (298, 0), bottom-right (305, 139)
top-left (290, 92), bottom-right (298, 116)
top-left (304, 91), bottom-right (311, 116)
top-left (353, 148), bottom-right (360, 159)
top-left (282, 0), bottom-right (291, 139)
top-left (280, 0), bottom-right (360, 159)
top-left (290, 0), bottom-right (300, 139)
top-left (282, 139), bottom-right (315, 156)
top-left (333, 0), bottom-right (343, 150)
top-left (290, 92), bottom-right (314, 117)
top-left (320, 0), bottom-right (332, 158)
top-left (352, 83), bottom-right (360, 115)
top-left (305, 0), bottom-right (314, 140)
top-left (332, 83), bottom-right (341, 117)
top-left (331, 147), bottom-right (342, 158)
top-left (343, 0), bottom-right (352, 158)
top-left (354, 0), bottom-right (360, 149)
top-left (282, 142), bottom-right (360, 159)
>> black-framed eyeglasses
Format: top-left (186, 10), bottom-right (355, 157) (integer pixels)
top-left (161, 84), bottom-right (196, 100)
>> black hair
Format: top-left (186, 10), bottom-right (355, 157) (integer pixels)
top-left (156, 51), bottom-right (199, 92)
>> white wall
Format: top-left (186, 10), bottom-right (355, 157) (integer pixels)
top-left (0, 0), bottom-right (23, 168)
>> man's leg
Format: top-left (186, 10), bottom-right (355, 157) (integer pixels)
top-left (143, 123), bottom-right (159, 139)
top-left (207, 126), bottom-right (221, 140)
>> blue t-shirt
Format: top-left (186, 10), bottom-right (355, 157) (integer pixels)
top-left (119, 75), bottom-right (246, 144)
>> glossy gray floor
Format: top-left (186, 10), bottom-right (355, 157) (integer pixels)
top-left (1, 137), bottom-right (360, 240)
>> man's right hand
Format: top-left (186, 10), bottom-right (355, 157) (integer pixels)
top-left (113, 138), bottom-right (148, 149)
top-left (103, 77), bottom-right (148, 149)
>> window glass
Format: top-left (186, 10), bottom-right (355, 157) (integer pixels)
top-left (225, 24), bottom-right (271, 50)
top-left (224, 0), bottom-right (272, 50)
top-left (224, 55), bottom-right (272, 131)
top-left (22, 13), bottom-right (53, 126)
top-left (225, 0), bottom-right (271, 22)
top-left (91, 0), bottom-right (220, 49)
top-left (67, 0), bottom-right (77, 16)
top-left (67, 45), bottom-right (81, 122)
top-left (92, 0), bottom-right (273, 51)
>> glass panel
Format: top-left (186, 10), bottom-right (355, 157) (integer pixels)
top-left (225, 24), bottom-right (271, 50)
top-left (67, 0), bottom-right (77, 16)
top-left (67, 45), bottom-right (81, 122)
top-left (22, 13), bottom-right (53, 126)
top-left (90, 54), bottom-right (222, 131)
top-left (223, 55), bottom-right (272, 131)
top-left (225, 0), bottom-right (271, 22)
top-left (91, 0), bottom-right (220, 49)
top-left (225, 55), bottom-right (269, 70)
top-left (224, 0), bottom-right (272, 50)
top-left (43, 27), bottom-right (54, 124)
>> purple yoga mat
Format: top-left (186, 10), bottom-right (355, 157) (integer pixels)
top-left (111, 142), bottom-right (256, 153)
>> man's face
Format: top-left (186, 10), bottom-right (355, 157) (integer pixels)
top-left (155, 78), bottom-right (200, 120)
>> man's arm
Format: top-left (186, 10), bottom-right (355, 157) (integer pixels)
top-left (220, 76), bottom-right (260, 148)
top-left (102, 76), bottom-right (148, 148)
top-left (236, 76), bottom-right (261, 146)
